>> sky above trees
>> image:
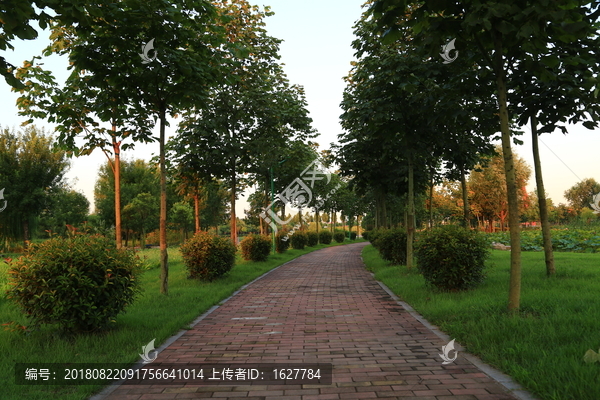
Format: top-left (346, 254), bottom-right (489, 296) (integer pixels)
top-left (0, 0), bottom-right (599, 213)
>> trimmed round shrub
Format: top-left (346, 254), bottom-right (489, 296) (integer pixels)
top-left (290, 231), bottom-right (307, 250)
top-left (306, 231), bottom-right (319, 247)
top-left (333, 232), bottom-right (345, 243)
top-left (6, 234), bottom-right (144, 333)
top-left (415, 225), bottom-right (490, 291)
top-left (318, 230), bottom-right (333, 245)
top-left (362, 231), bottom-right (370, 241)
top-left (240, 234), bottom-right (271, 262)
top-left (373, 228), bottom-right (407, 265)
top-left (350, 232), bottom-right (357, 240)
top-left (180, 231), bottom-right (237, 280)
top-left (275, 231), bottom-right (290, 253)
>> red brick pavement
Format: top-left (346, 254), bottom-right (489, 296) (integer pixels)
top-left (97, 242), bottom-right (525, 400)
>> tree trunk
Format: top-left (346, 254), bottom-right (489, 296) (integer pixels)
top-left (159, 109), bottom-right (169, 295)
top-left (194, 193), bottom-right (200, 233)
top-left (23, 219), bottom-right (30, 247)
top-left (112, 129), bottom-right (122, 249)
top-left (428, 179), bottom-right (434, 229)
top-left (407, 157), bottom-right (415, 269)
top-left (230, 171), bottom-right (237, 245)
top-left (315, 209), bottom-right (319, 234)
top-left (531, 115), bottom-right (555, 276)
top-left (461, 170), bottom-right (471, 228)
top-left (494, 32), bottom-right (522, 313)
top-left (141, 226), bottom-right (146, 249)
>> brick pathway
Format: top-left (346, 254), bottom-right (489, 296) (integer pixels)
top-left (98, 242), bottom-right (527, 400)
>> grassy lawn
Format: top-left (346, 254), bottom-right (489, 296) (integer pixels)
top-left (362, 244), bottom-right (600, 400)
top-left (0, 240), bottom-right (358, 400)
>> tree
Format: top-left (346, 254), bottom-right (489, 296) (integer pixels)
top-left (565, 178), bottom-right (600, 212)
top-left (94, 159), bottom-right (160, 233)
top-left (171, 0), bottom-right (314, 246)
top-left (369, 0), bottom-right (600, 311)
top-left (0, 126), bottom-right (69, 245)
top-left (469, 147), bottom-right (531, 232)
top-left (122, 192), bottom-right (157, 249)
top-left (39, 185), bottom-right (89, 237)
top-left (169, 201), bottom-right (194, 243)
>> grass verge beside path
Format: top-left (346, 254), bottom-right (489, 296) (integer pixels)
top-left (362, 244), bottom-right (600, 400)
top-left (0, 240), bottom-right (358, 400)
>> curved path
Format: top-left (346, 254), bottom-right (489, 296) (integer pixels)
top-left (96, 242), bottom-right (533, 400)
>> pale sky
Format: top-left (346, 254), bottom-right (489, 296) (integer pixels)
top-left (1, 0), bottom-right (599, 217)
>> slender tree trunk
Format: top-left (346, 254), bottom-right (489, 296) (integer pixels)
top-left (428, 179), bottom-right (434, 229)
top-left (230, 171), bottom-right (237, 245)
top-left (531, 115), bottom-right (555, 276)
top-left (159, 109), bottom-right (169, 295)
top-left (112, 130), bottom-right (122, 249)
top-left (407, 158), bottom-right (415, 269)
top-left (141, 226), bottom-right (146, 249)
top-left (461, 170), bottom-right (471, 228)
top-left (194, 193), bottom-right (200, 233)
top-left (494, 32), bottom-right (522, 313)
top-left (315, 209), bottom-right (319, 234)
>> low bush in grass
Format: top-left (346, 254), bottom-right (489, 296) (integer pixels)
top-left (333, 232), bottom-right (345, 243)
top-left (240, 234), bottom-right (271, 262)
top-left (275, 231), bottom-right (290, 253)
top-left (368, 229), bottom-right (384, 248)
top-left (180, 231), bottom-right (236, 280)
top-left (416, 225), bottom-right (489, 291)
top-left (290, 231), bottom-right (308, 250)
top-left (372, 228), bottom-right (407, 265)
top-left (318, 230), bottom-right (333, 244)
top-left (306, 231), bottom-right (319, 247)
top-left (362, 231), bottom-right (370, 241)
top-left (6, 234), bottom-right (144, 333)
top-left (350, 232), bottom-right (357, 240)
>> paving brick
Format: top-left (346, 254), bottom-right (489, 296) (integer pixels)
top-left (95, 243), bottom-right (527, 400)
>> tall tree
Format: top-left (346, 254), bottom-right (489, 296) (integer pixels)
top-left (0, 126), bottom-right (69, 245)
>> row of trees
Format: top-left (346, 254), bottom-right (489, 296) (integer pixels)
top-left (339, 0), bottom-right (600, 312)
top-left (7, 0), bottom-right (321, 294)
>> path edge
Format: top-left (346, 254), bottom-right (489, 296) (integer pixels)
top-left (366, 258), bottom-right (538, 400)
top-left (88, 254), bottom-right (303, 400)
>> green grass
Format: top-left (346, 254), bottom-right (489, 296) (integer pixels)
top-left (0, 240), bottom-right (357, 400)
top-left (362, 244), bottom-right (600, 400)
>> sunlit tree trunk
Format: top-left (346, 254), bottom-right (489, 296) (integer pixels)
top-left (494, 32), bottom-right (522, 313)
